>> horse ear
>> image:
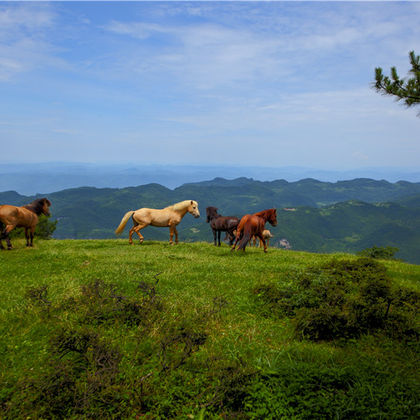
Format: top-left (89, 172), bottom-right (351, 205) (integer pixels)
top-left (191, 200), bottom-right (194, 205)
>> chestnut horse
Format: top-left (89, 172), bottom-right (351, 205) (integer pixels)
top-left (206, 206), bottom-right (239, 246)
top-left (115, 200), bottom-right (200, 245)
top-left (231, 208), bottom-right (277, 253)
top-left (0, 198), bottom-right (51, 250)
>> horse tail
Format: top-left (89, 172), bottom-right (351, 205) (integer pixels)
top-left (237, 225), bottom-right (252, 251)
top-left (115, 211), bottom-right (135, 235)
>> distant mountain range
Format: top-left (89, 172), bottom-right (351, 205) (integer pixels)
top-left (1, 162), bottom-right (420, 195)
top-left (1, 177), bottom-right (420, 264)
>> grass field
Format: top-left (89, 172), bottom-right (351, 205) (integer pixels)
top-left (1, 239), bottom-right (419, 419)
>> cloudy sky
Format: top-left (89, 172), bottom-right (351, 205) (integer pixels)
top-left (0, 1), bottom-right (419, 170)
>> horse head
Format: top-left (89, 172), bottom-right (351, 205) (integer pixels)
top-left (206, 206), bottom-right (218, 223)
top-left (188, 200), bottom-right (200, 218)
top-left (28, 198), bottom-right (51, 216)
top-left (40, 198), bottom-right (52, 216)
top-left (268, 208), bottom-right (277, 226)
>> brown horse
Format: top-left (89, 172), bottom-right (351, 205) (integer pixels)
top-left (206, 206), bottom-right (239, 246)
top-left (231, 208), bottom-right (277, 253)
top-left (0, 198), bottom-right (51, 250)
top-left (115, 200), bottom-right (200, 245)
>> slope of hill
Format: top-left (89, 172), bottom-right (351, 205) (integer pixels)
top-left (1, 241), bottom-right (419, 418)
top-left (1, 178), bottom-right (419, 263)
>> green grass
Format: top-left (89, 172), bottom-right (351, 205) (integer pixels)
top-left (0, 239), bottom-right (419, 418)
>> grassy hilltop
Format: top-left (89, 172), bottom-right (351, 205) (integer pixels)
top-left (1, 240), bottom-right (419, 418)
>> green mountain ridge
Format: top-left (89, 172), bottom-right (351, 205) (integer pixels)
top-left (1, 177), bottom-right (420, 263)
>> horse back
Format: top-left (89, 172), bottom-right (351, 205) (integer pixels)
top-left (0, 205), bottom-right (37, 227)
top-left (133, 207), bottom-right (179, 227)
top-left (238, 214), bottom-right (265, 235)
top-left (211, 216), bottom-right (238, 231)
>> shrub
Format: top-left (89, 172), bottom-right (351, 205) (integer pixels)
top-left (253, 258), bottom-right (419, 341)
top-left (357, 245), bottom-right (399, 260)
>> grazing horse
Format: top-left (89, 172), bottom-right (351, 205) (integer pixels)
top-left (231, 208), bottom-right (277, 253)
top-left (252, 229), bottom-right (273, 248)
top-left (115, 200), bottom-right (200, 245)
top-left (0, 198), bottom-right (51, 250)
top-left (206, 206), bottom-right (239, 246)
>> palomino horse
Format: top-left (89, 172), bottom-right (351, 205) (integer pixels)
top-left (251, 229), bottom-right (273, 248)
top-left (231, 208), bottom-right (277, 253)
top-left (115, 200), bottom-right (200, 245)
top-left (206, 207), bottom-right (239, 246)
top-left (0, 198), bottom-right (51, 250)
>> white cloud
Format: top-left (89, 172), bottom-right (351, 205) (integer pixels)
top-left (0, 3), bottom-right (56, 81)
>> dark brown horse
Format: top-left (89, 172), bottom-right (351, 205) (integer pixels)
top-left (231, 208), bottom-right (277, 253)
top-left (206, 206), bottom-right (239, 246)
top-left (0, 198), bottom-right (51, 249)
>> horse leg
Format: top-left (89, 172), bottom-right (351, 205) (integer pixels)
top-left (128, 225), bottom-right (136, 244)
top-left (30, 226), bottom-right (35, 247)
top-left (217, 230), bottom-right (221, 246)
top-left (174, 226), bottom-right (179, 244)
top-left (231, 230), bottom-right (242, 251)
top-left (0, 225), bottom-right (4, 249)
top-left (213, 229), bottom-right (217, 246)
top-left (134, 224), bottom-right (146, 244)
top-left (25, 228), bottom-right (30, 247)
top-left (227, 230), bottom-right (235, 246)
top-left (169, 225), bottom-right (176, 245)
top-left (2, 225), bottom-right (15, 250)
top-left (257, 233), bottom-right (267, 253)
top-left (129, 222), bottom-right (146, 244)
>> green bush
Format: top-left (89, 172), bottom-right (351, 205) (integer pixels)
top-left (10, 214), bottom-right (57, 239)
top-left (242, 358), bottom-right (419, 419)
top-left (253, 258), bottom-right (419, 341)
top-left (357, 245), bottom-right (400, 260)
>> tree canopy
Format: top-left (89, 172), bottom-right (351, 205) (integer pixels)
top-left (374, 51), bottom-right (420, 114)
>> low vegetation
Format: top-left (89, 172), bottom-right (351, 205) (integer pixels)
top-left (1, 240), bottom-right (419, 418)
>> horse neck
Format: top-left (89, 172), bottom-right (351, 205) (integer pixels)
top-left (171, 201), bottom-right (190, 218)
top-left (23, 203), bottom-right (41, 215)
top-left (254, 210), bottom-right (271, 222)
top-left (208, 212), bottom-right (220, 221)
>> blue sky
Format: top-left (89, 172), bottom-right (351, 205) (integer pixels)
top-left (0, 1), bottom-right (419, 170)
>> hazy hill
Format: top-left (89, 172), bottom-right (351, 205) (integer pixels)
top-left (1, 177), bottom-right (420, 263)
top-left (1, 162), bottom-right (420, 195)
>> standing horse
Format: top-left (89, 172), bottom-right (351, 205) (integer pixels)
top-left (206, 206), bottom-right (239, 246)
top-left (231, 209), bottom-right (277, 253)
top-left (251, 229), bottom-right (273, 248)
top-left (0, 198), bottom-right (51, 250)
top-left (115, 200), bottom-right (200, 245)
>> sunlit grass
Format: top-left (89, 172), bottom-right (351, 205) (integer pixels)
top-left (0, 239), bottom-right (419, 418)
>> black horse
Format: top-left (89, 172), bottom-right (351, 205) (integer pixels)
top-left (206, 206), bottom-right (239, 246)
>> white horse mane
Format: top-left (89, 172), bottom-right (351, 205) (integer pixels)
top-left (167, 200), bottom-right (196, 211)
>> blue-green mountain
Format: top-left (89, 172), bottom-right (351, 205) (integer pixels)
top-left (1, 177), bottom-right (420, 263)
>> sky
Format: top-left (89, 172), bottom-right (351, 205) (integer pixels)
top-left (0, 1), bottom-right (419, 170)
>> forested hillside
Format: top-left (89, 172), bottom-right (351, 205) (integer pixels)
top-left (1, 178), bottom-right (420, 263)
